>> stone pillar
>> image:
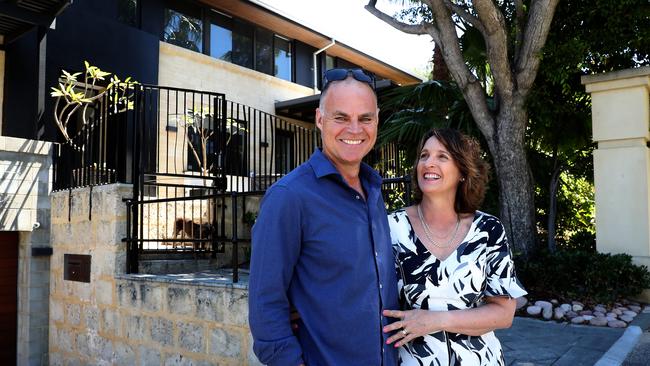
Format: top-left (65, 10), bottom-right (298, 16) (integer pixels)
top-left (582, 67), bottom-right (650, 270)
top-left (0, 136), bottom-right (52, 365)
top-left (0, 49), bottom-right (4, 132)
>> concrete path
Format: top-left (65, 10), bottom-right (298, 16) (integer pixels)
top-left (499, 307), bottom-right (650, 366)
top-left (496, 317), bottom-right (624, 366)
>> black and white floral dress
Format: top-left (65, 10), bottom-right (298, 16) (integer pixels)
top-left (388, 209), bottom-right (527, 366)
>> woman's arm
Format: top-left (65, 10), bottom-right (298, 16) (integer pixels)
top-left (383, 296), bottom-right (517, 347)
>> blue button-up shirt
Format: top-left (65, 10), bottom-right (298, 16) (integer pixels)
top-left (249, 149), bottom-right (399, 366)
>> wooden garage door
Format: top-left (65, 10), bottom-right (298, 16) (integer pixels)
top-left (0, 232), bottom-right (18, 364)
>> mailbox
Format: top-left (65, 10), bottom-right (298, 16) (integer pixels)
top-left (64, 254), bottom-right (91, 282)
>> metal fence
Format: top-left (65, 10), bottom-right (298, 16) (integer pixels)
top-left (51, 83), bottom-right (412, 282)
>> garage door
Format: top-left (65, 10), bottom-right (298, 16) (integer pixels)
top-left (0, 232), bottom-right (18, 364)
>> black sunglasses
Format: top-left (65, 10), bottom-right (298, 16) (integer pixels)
top-left (322, 68), bottom-right (376, 91)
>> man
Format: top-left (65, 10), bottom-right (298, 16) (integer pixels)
top-left (249, 69), bottom-right (399, 366)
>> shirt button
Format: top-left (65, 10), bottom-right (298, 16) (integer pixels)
top-left (379, 283), bottom-right (383, 289)
top-left (375, 251), bottom-right (378, 257)
top-left (355, 195), bottom-right (360, 200)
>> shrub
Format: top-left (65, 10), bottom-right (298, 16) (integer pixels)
top-left (516, 249), bottom-right (650, 305)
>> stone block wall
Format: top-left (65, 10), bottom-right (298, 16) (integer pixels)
top-left (49, 184), bottom-right (261, 365)
top-left (0, 135), bottom-right (53, 365)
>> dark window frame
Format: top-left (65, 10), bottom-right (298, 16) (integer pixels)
top-left (162, 1), bottom-right (204, 53)
top-left (161, 3), bottom-right (296, 83)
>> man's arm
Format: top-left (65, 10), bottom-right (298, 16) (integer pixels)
top-left (248, 185), bottom-right (304, 366)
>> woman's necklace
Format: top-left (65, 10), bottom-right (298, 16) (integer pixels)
top-left (417, 204), bottom-right (460, 249)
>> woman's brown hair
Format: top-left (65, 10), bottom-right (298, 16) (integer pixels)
top-left (411, 128), bottom-right (490, 213)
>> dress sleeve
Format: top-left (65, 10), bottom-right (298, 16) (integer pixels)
top-left (484, 219), bottom-right (528, 299)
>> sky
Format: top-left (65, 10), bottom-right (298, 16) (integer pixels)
top-left (257, 0), bottom-right (435, 78)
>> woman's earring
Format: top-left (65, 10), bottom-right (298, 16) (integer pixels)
top-left (460, 177), bottom-right (466, 182)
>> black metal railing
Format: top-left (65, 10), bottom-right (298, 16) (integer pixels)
top-left (51, 83), bottom-right (412, 282)
top-left (52, 87), bottom-right (133, 191)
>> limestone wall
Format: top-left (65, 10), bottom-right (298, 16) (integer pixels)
top-left (582, 67), bottom-right (650, 302)
top-left (49, 184), bottom-right (260, 365)
top-left (0, 135), bottom-right (53, 365)
top-left (0, 136), bottom-right (51, 231)
top-left (0, 49), bottom-right (4, 132)
top-left (582, 67), bottom-right (650, 266)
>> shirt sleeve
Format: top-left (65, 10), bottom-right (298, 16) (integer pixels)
top-left (484, 219), bottom-right (528, 299)
top-left (248, 185), bottom-right (304, 366)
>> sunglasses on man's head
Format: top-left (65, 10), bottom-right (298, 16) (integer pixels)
top-left (322, 68), bottom-right (376, 91)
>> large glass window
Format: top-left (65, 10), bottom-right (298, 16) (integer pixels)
top-left (163, 8), bottom-right (203, 52)
top-left (255, 28), bottom-right (274, 75)
top-left (163, 5), bottom-right (298, 83)
top-left (232, 20), bottom-right (253, 69)
top-left (210, 23), bottom-right (232, 61)
top-left (275, 36), bottom-right (292, 81)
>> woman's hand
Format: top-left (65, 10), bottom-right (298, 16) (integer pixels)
top-left (383, 309), bottom-right (446, 348)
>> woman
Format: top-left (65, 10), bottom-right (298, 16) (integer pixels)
top-left (384, 128), bottom-right (527, 365)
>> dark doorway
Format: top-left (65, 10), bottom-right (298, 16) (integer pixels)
top-left (0, 232), bottom-right (18, 364)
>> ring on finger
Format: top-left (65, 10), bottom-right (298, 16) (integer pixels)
top-left (401, 329), bottom-right (408, 336)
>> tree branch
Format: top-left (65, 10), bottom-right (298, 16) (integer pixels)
top-left (514, 0), bottom-right (525, 59)
top-left (442, 0), bottom-right (485, 34)
top-left (473, 0), bottom-right (515, 105)
top-left (365, 1), bottom-right (437, 38)
top-left (427, 0), bottom-right (496, 143)
top-left (515, 0), bottom-right (560, 95)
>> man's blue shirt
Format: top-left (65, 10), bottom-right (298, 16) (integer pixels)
top-left (249, 149), bottom-right (399, 366)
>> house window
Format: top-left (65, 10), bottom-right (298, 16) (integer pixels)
top-left (163, 8), bottom-right (203, 52)
top-left (325, 54), bottom-right (335, 70)
top-left (186, 119), bottom-right (248, 177)
top-left (117, 0), bottom-right (138, 26)
top-left (186, 115), bottom-right (216, 175)
top-left (163, 5), bottom-right (297, 83)
top-left (255, 28), bottom-right (274, 75)
top-left (275, 35), bottom-right (292, 81)
top-left (223, 120), bottom-right (248, 176)
top-left (274, 129), bottom-right (294, 174)
top-left (210, 22), bottom-right (232, 61)
top-left (232, 19), bottom-right (254, 69)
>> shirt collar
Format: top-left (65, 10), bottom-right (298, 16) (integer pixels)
top-left (308, 148), bottom-right (383, 188)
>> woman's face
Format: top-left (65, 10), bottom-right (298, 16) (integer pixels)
top-left (416, 136), bottom-right (462, 198)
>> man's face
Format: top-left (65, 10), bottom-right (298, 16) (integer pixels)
top-left (315, 78), bottom-right (378, 171)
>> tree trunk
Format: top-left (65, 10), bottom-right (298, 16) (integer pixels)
top-left (489, 106), bottom-right (537, 259)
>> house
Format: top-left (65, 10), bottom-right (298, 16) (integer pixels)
top-left (0, 1), bottom-right (72, 364)
top-left (0, 0), bottom-right (419, 364)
